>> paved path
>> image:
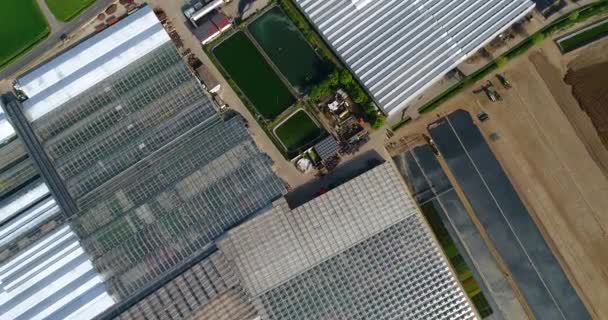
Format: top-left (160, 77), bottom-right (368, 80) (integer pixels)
top-left (37, 0), bottom-right (62, 31)
top-left (0, 0), bottom-right (114, 80)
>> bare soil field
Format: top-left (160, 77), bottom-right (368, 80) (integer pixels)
top-left (529, 38), bottom-right (608, 177)
top-left (565, 61), bottom-right (608, 150)
top-left (388, 43), bottom-right (608, 319)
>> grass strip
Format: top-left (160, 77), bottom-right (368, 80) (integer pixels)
top-left (45, 0), bottom-right (96, 22)
top-left (558, 18), bottom-right (608, 52)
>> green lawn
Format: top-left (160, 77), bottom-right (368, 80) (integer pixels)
top-left (45, 0), bottom-right (96, 22)
top-left (0, 0), bottom-right (49, 68)
top-left (213, 32), bottom-right (295, 120)
top-left (275, 110), bottom-right (321, 151)
top-left (558, 19), bottom-right (608, 52)
top-left (248, 6), bottom-right (330, 94)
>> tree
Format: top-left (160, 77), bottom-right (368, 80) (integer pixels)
top-left (531, 33), bottom-right (545, 45)
top-left (371, 114), bottom-right (386, 129)
top-left (309, 81), bottom-right (331, 102)
top-left (568, 10), bottom-right (580, 22)
top-left (351, 86), bottom-right (369, 104)
top-left (495, 56), bottom-right (508, 68)
top-left (362, 102), bottom-right (376, 114)
top-left (328, 70), bottom-right (340, 86)
top-left (339, 70), bottom-right (354, 85)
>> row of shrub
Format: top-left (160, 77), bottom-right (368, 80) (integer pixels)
top-left (391, 117), bottom-right (412, 132)
top-left (418, 0), bottom-right (608, 114)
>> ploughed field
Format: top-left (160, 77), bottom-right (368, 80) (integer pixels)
top-left (565, 61), bottom-right (608, 150)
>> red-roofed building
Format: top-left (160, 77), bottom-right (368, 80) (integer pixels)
top-left (192, 11), bottom-right (232, 45)
top-left (210, 11), bottom-right (231, 31)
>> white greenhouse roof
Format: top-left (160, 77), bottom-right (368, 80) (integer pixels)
top-left (220, 163), bottom-right (425, 295)
top-left (219, 162), bottom-right (476, 319)
top-left (294, 0), bottom-right (535, 115)
top-left (0, 182), bottom-right (50, 225)
top-left (16, 5), bottom-right (171, 122)
top-left (0, 109), bottom-right (15, 144)
top-left (0, 226), bottom-right (115, 320)
top-left (0, 197), bottom-right (60, 248)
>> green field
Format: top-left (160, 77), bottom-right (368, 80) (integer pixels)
top-left (214, 32), bottom-right (295, 119)
top-left (558, 19), bottom-right (608, 52)
top-left (45, 0), bottom-right (96, 22)
top-left (0, 0), bottom-right (49, 68)
top-left (249, 6), bottom-right (330, 94)
top-left (275, 110), bottom-right (321, 151)
top-left (421, 202), bottom-right (493, 318)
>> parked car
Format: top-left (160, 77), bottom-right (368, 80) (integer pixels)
top-left (477, 111), bottom-right (489, 122)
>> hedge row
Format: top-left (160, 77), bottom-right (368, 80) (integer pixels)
top-left (418, 0), bottom-right (608, 114)
top-left (391, 117), bottom-right (412, 131)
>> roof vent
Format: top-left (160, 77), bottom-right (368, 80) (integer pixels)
top-left (350, 0), bottom-right (373, 10)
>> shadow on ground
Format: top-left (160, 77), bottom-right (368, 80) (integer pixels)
top-left (285, 150), bottom-right (385, 208)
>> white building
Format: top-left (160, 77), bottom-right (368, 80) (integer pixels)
top-left (293, 0), bottom-right (535, 115)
